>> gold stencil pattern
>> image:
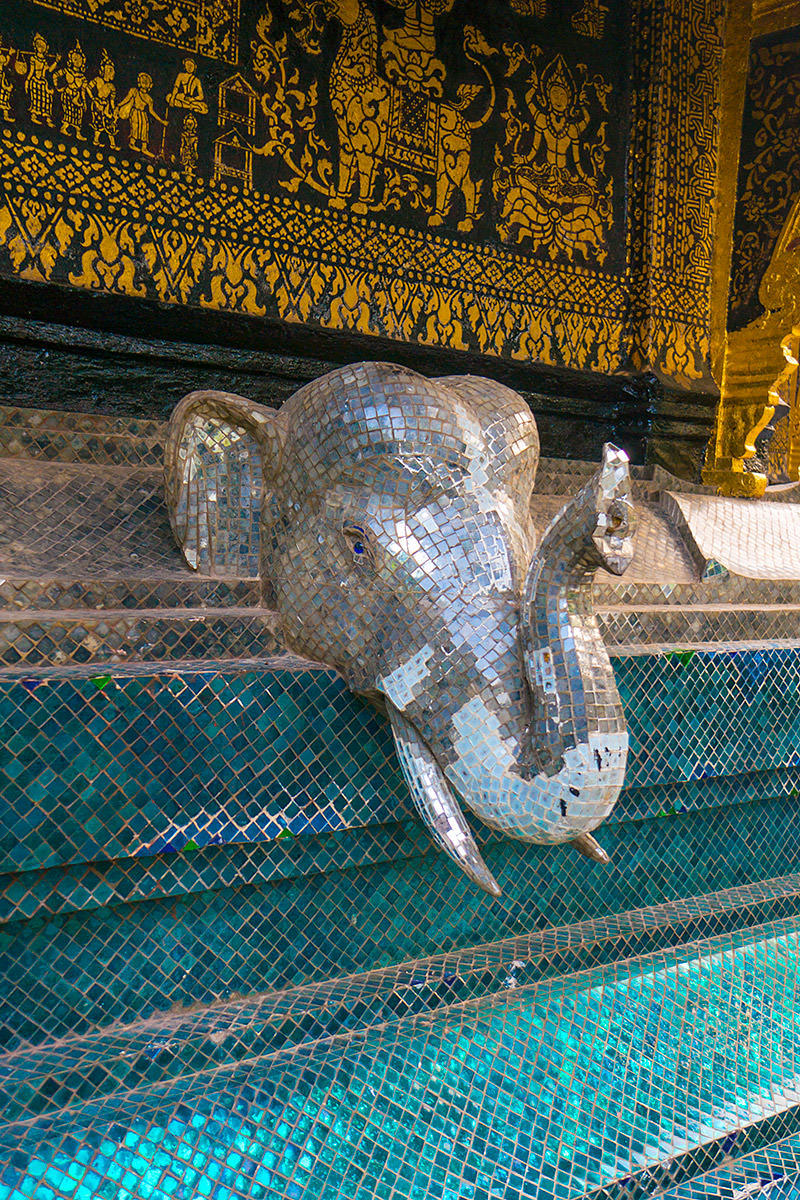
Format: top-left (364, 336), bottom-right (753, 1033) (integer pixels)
top-left (626, 0), bottom-right (723, 383)
top-left (25, 0), bottom-right (240, 65)
top-left (0, 0), bottom-right (724, 384)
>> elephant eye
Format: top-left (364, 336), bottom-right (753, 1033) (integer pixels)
top-left (342, 523), bottom-right (373, 564)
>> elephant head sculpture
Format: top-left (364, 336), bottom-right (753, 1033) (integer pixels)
top-left (165, 362), bottom-right (636, 896)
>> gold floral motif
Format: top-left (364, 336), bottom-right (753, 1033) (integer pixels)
top-left (24, 0), bottom-right (240, 65)
top-left (729, 36), bottom-right (800, 324)
top-left (200, 243), bottom-right (269, 315)
top-left (0, 195), bottom-right (76, 281)
top-left (249, 13), bottom-right (333, 196)
top-left (626, 0), bottom-right (724, 384)
top-left (69, 214), bottom-right (145, 296)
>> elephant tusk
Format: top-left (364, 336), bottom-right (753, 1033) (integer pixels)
top-left (386, 699), bottom-right (502, 898)
top-left (569, 832), bottom-right (612, 865)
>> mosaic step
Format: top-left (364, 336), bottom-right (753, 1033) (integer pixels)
top-left (3, 403), bottom-right (800, 671)
top-left (659, 1128), bottom-right (800, 1199)
top-left (2, 646), bottom-right (800, 1070)
top-left (0, 447), bottom-right (696, 587)
top-left (598, 604), bottom-right (800, 649)
top-left (2, 918), bottom-right (800, 1200)
top-left (0, 405), bottom-right (164, 468)
top-left (4, 872), bottom-right (800, 1128)
top-left (0, 608), bottom-right (283, 669)
top-left (0, 577), bottom-right (262, 613)
top-left (3, 605), bottom-right (799, 669)
top-left (0, 457), bottom-right (189, 581)
top-left (4, 646), bottom-right (800, 878)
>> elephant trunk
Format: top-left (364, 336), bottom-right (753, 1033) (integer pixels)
top-left (387, 445), bottom-right (634, 895)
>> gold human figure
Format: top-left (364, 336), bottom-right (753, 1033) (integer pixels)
top-left (88, 49), bottom-right (118, 148)
top-left (26, 33), bottom-right (59, 127)
top-left (180, 111), bottom-right (199, 174)
top-left (117, 72), bottom-right (167, 157)
top-left (166, 58), bottom-right (208, 114)
top-left (166, 57), bottom-right (207, 169)
top-left (57, 41), bottom-right (89, 139)
top-left (571, 0), bottom-right (609, 38)
top-left (0, 37), bottom-right (15, 122)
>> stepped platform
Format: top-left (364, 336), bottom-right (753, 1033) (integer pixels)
top-left (2, 403), bottom-right (800, 1200)
top-left (2, 404), bottom-right (799, 669)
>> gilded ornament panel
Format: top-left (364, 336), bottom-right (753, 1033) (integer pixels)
top-left (0, 0), bottom-right (723, 381)
top-left (728, 26), bottom-right (800, 331)
top-left (705, 16), bottom-right (800, 496)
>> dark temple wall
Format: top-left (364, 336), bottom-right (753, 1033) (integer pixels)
top-left (0, 0), bottom-right (727, 470)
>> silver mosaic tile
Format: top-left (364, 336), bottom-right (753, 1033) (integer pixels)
top-left (166, 366), bottom-right (637, 890)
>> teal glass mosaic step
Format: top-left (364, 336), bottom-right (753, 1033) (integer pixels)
top-left (659, 1128), bottom-right (800, 1198)
top-left (3, 794), bottom-right (800, 1052)
top-left (3, 919), bottom-right (800, 1200)
top-left (3, 646), bottom-right (800, 879)
top-left (4, 870), bottom-right (800, 1128)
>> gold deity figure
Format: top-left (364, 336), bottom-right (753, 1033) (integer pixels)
top-left (26, 33), bottom-right (59, 127)
top-left (528, 57), bottom-right (590, 176)
top-left (0, 37), bottom-right (15, 122)
top-left (56, 41), bottom-right (88, 139)
top-left (88, 49), bottom-right (118, 148)
top-left (117, 72), bottom-right (167, 157)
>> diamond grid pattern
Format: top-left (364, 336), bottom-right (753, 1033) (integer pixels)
top-left (3, 400), bottom-right (800, 1199)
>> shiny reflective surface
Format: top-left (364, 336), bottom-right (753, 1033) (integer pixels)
top-left (165, 363), bottom-right (635, 891)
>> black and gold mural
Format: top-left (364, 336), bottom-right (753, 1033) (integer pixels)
top-left (729, 25), bottom-right (800, 331)
top-left (0, 0), bottom-right (723, 381)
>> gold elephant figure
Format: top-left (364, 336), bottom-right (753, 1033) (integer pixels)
top-left (323, 0), bottom-right (495, 232)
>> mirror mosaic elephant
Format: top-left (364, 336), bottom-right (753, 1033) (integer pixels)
top-left (165, 362), bottom-right (636, 895)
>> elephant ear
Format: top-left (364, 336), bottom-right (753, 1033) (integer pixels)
top-left (164, 390), bottom-right (285, 576)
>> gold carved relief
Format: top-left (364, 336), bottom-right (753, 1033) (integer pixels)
top-left (706, 195), bottom-right (800, 495)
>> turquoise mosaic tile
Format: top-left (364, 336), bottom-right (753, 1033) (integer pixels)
top-left (2, 647), bottom-right (800, 882)
top-left (2, 921), bottom-right (800, 1200)
top-left (3, 794), bottom-right (800, 1050)
top-left (3, 644), bottom-right (800, 1197)
top-left (0, 668), bottom-right (408, 874)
